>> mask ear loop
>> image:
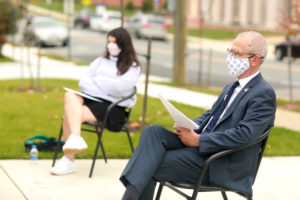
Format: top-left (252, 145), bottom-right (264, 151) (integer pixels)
top-left (249, 54), bottom-right (264, 67)
top-left (248, 54), bottom-right (257, 67)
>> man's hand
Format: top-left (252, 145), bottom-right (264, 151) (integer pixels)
top-left (173, 124), bottom-right (200, 147)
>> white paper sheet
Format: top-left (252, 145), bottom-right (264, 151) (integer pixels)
top-left (158, 94), bottom-right (199, 129)
top-left (63, 87), bottom-right (103, 102)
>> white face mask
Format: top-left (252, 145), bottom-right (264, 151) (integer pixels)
top-left (107, 42), bottom-right (121, 56)
top-left (227, 55), bottom-right (251, 77)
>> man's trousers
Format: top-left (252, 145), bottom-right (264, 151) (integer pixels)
top-left (120, 125), bottom-right (208, 200)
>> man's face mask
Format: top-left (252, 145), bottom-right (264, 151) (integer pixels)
top-left (226, 55), bottom-right (251, 77)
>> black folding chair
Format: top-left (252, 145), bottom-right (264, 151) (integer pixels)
top-left (52, 87), bottom-right (136, 178)
top-left (155, 128), bottom-right (271, 200)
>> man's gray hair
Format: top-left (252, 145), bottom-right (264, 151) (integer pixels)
top-left (236, 31), bottom-right (268, 63)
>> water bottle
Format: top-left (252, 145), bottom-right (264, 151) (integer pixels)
top-left (30, 144), bottom-right (38, 165)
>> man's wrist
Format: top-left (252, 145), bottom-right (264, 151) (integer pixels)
top-left (195, 134), bottom-right (200, 147)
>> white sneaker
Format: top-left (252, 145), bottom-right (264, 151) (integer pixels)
top-left (50, 156), bottom-right (76, 175)
top-left (63, 134), bottom-right (88, 154)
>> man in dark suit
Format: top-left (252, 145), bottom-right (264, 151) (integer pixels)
top-left (120, 31), bottom-right (276, 200)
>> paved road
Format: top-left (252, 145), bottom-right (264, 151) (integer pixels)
top-left (38, 29), bottom-right (300, 100)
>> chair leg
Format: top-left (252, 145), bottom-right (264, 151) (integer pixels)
top-left (89, 131), bottom-right (107, 178)
top-left (52, 124), bottom-right (63, 167)
top-left (155, 183), bottom-right (164, 200)
top-left (221, 191), bottom-right (228, 200)
top-left (125, 128), bottom-right (134, 152)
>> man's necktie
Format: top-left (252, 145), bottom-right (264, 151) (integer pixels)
top-left (201, 81), bottom-right (239, 134)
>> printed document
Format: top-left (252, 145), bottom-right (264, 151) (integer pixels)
top-left (63, 87), bottom-right (102, 102)
top-left (158, 94), bottom-right (199, 129)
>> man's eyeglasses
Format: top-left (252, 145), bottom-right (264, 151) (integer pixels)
top-left (227, 48), bottom-right (264, 59)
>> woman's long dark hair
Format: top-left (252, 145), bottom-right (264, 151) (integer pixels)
top-left (105, 27), bottom-right (140, 75)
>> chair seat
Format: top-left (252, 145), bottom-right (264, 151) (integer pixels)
top-left (83, 121), bottom-right (98, 126)
top-left (83, 121), bottom-right (130, 132)
top-left (167, 182), bottom-right (227, 191)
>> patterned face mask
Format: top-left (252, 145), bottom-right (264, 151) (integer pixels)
top-left (226, 55), bottom-right (250, 77)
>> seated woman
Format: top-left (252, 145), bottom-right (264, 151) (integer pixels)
top-left (50, 27), bottom-right (141, 175)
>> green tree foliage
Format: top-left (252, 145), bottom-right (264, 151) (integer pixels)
top-left (278, 0), bottom-right (300, 36)
top-left (142, 0), bottom-right (153, 13)
top-left (0, 0), bottom-right (24, 56)
top-left (126, 1), bottom-right (135, 11)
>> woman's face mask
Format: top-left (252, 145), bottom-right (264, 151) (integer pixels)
top-left (226, 55), bottom-right (251, 77)
top-left (107, 42), bottom-right (121, 57)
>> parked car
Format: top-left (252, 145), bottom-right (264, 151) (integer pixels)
top-left (274, 37), bottom-right (300, 60)
top-left (90, 11), bottom-right (122, 32)
top-left (24, 16), bottom-right (69, 47)
top-left (73, 9), bottom-right (96, 29)
top-left (126, 13), bottom-right (167, 40)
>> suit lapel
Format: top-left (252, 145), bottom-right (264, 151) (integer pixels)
top-left (216, 73), bottom-right (263, 125)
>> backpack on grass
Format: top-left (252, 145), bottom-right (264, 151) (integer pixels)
top-left (24, 135), bottom-right (65, 152)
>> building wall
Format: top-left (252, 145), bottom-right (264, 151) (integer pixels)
top-left (90, 0), bottom-right (142, 7)
top-left (85, 0), bottom-right (290, 31)
top-left (196, 0), bottom-right (289, 31)
top-left (187, 0), bottom-right (202, 27)
top-left (90, 0), bottom-right (167, 9)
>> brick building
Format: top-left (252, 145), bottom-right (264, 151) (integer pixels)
top-left (81, 0), bottom-right (291, 31)
top-left (88, 0), bottom-right (167, 9)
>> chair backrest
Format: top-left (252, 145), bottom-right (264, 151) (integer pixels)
top-left (252, 128), bottom-right (270, 185)
top-left (191, 128), bottom-right (271, 198)
top-left (100, 86), bottom-right (137, 131)
top-left (124, 107), bottom-right (132, 123)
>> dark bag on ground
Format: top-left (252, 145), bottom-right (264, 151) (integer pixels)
top-left (24, 135), bottom-right (65, 152)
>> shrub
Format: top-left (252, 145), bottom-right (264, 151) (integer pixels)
top-left (126, 1), bottom-right (135, 11)
top-left (142, 0), bottom-right (153, 13)
top-left (0, 0), bottom-right (24, 56)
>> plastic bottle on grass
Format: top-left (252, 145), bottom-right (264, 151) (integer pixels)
top-left (30, 144), bottom-right (38, 165)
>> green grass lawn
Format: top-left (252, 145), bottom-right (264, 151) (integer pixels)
top-left (0, 79), bottom-right (203, 159)
top-left (153, 81), bottom-right (222, 96)
top-left (167, 28), bottom-right (239, 40)
top-left (0, 55), bottom-right (14, 63)
top-left (0, 79), bottom-right (299, 160)
top-left (30, 0), bottom-right (87, 14)
top-left (30, 0), bottom-right (136, 18)
top-left (168, 28), bottom-right (283, 40)
top-left (41, 53), bottom-right (90, 66)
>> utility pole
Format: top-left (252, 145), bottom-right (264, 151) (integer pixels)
top-left (64, 0), bottom-right (74, 60)
top-left (141, 38), bottom-right (152, 131)
top-left (173, 0), bottom-right (187, 83)
top-left (120, 0), bottom-right (124, 27)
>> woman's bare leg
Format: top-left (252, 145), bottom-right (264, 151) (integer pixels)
top-left (63, 92), bottom-right (84, 138)
top-left (62, 91), bottom-right (97, 159)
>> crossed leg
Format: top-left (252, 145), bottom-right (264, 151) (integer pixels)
top-left (62, 91), bottom-right (97, 159)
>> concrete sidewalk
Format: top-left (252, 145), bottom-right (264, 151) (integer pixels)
top-left (0, 158), bottom-right (300, 200)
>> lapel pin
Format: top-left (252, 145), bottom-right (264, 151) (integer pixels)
top-left (244, 88), bottom-right (249, 92)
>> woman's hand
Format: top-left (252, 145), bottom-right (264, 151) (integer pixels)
top-left (173, 124), bottom-right (200, 147)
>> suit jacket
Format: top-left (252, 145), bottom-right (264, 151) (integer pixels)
top-left (193, 73), bottom-right (276, 196)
